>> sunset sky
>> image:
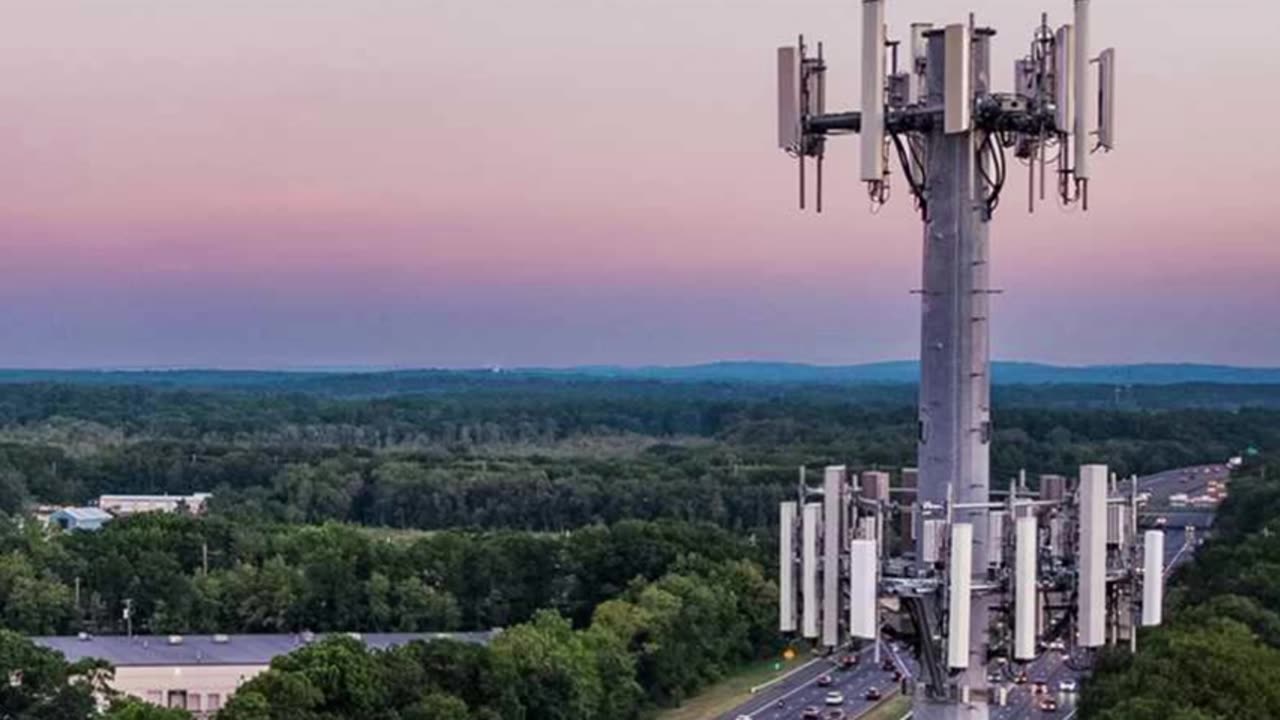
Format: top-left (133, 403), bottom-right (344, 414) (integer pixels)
top-left (2, 0), bottom-right (1276, 369)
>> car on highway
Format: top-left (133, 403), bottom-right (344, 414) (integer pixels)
top-left (881, 658), bottom-right (895, 671)
top-left (838, 654), bottom-right (858, 670)
top-left (1031, 679), bottom-right (1049, 694)
top-left (1040, 697), bottom-right (1059, 712)
top-left (824, 691), bottom-right (845, 706)
top-left (1058, 679), bottom-right (1078, 693)
top-left (1013, 670), bottom-right (1029, 685)
top-left (816, 674), bottom-right (834, 687)
top-left (802, 707), bottom-right (822, 719)
top-left (864, 687), bottom-right (882, 701)
top-left (825, 710), bottom-right (845, 720)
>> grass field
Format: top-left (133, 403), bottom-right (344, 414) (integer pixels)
top-left (653, 656), bottom-right (808, 720)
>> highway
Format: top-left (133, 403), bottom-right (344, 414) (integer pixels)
top-left (718, 642), bottom-right (914, 720)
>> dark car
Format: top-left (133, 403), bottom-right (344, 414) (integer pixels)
top-left (802, 707), bottom-right (822, 719)
top-left (825, 711), bottom-right (845, 720)
top-left (839, 654), bottom-right (858, 670)
top-left (816, 674), bottom-right (834, 688)
top-left (1040, 697), bottom-right (1059, 712)
top-left (864, 687), bottom-right (882, 701)
top-left (1014, 671), bottom-right (1029, 685)
top-left (881, 658), bottom-right (895, 672)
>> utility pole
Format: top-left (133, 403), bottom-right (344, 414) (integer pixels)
top-left (774, 3), bottom-right (1123, 719)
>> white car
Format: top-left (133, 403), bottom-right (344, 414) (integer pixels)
top-left (1058, 679), bottom-right (1078, 693)
top-left (825, 691), bottom-right (845, 706)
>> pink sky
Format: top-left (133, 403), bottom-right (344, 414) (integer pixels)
top-left (1, 0), bottom-right (1276, 368)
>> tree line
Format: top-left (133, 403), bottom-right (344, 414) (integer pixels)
top-left (0, 547), bottom-right (777, 720)
top-left (0, 513), bottom-right (762, 637)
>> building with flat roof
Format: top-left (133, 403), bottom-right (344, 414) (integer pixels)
top-left (49, 507), bottom-right (114, 532)
top-left (98, 493), bottom-right (212, 517)
top-left (35, 631), bottom-right (498, 716)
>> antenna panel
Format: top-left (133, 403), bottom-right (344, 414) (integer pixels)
top-left (849, 538), bottom-right (878, 639)
top-left (943, 24), bottom-right (971, 134)
top-left (1078, 464), bottom-right (1107, 647)
top-left (779, 501), bottom-right (798, 632)
top-left (1098, 47), bottom-right (1116, 150)
top-left (1014, 515), bottom-right (1038, 660)
top-left (910, 23), bottom-right (933, 73)
top-left (922, 518), bottom-right (946, 563)
top-left (777, 46), bottom-right (800, 151)
top-left (1015, 58), bottom-right (1035, 99)
top-left (822, 466), bottom-right (845, 647)
top-left (1054, 25), bottom-right (1075, 134)
top-left (1074, 0), bottom-right (1093, 178)
top-left (1143, 530), bottom-right (1165, 626)
top-left (860, 0), bottom-right (886, 181)
top-left (947, 522), bottom-right (973, 669)
top-left (988, 510), bottom-right (1007, 567)
top-left (801, 502), bottom-right (821, 638)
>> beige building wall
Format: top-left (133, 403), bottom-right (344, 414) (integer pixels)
top-left (113, 664), bottom-right (267, 714)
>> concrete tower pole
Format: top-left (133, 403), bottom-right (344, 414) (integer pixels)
top-left (915, 28), bottom-right (992, 720)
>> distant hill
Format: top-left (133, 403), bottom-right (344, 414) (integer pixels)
top-left (0, 362), bottom-right (1278, 392)
top-left (519, 361), bottom-right (1280, 386)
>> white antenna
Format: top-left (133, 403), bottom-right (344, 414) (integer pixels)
top-left (943, 24), bottom-right (971, 134)
top-left (1098, 47), bottom-right (1117, 150)
top-left (860, 0), bottom-right (886, 186)
top-left (947, 522), bottom-right (973, 669)
top-left (779, 502), bottom-right (798, 632)
top-left (801, 502), bottom-right (821, 639)
top-left (1078, 464), bottom-right (1107, 647)
top-left (1142, 530), bottom-right (1165, 626)
top-left (1014, 514), bottom-right (1038, 660)
top-left (1074, 0), bottom-right (1094, 190)
top-left (776, 46), bottom-right (801, 152)
top-left (1054, 25), bottom-right (1075, 136)
top-left (849, 538), bottom-right (878, 639)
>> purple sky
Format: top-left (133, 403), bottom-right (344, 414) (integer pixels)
top-left (1, 0), bottom-right (1277, 369)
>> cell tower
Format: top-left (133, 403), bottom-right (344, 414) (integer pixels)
top-left (773, 3), bottom-right (1152, 719)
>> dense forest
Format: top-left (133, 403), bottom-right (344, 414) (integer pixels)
top-left (0, 376), bottom-right (1275, 719)
top-left (1082, 459), bottom-right (1280, 719)
top-left (0, 381), bottom-right (1275, 535)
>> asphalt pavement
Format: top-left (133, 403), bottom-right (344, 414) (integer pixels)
top-left (719, 642), bottom-right (913, 720)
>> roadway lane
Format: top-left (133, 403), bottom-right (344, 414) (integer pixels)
top-left (720, 642), bottom-right (913, 720)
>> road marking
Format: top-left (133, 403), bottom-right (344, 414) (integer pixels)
top-left (748, 655), bottom-right (825, 695)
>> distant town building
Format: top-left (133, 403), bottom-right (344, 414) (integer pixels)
top-left (900, 467), bottom-right (919, 489)
top-left (35, 631), bottom-right (498, 715)
top-left (49, 507), bottom-right (113, 532)
top-left (98, 493), bottom-right (212, 517)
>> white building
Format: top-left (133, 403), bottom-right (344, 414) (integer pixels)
top-left (35, 632), bottom-right (497, 716)
top-left (98, 493), bottom-right (213, 517)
